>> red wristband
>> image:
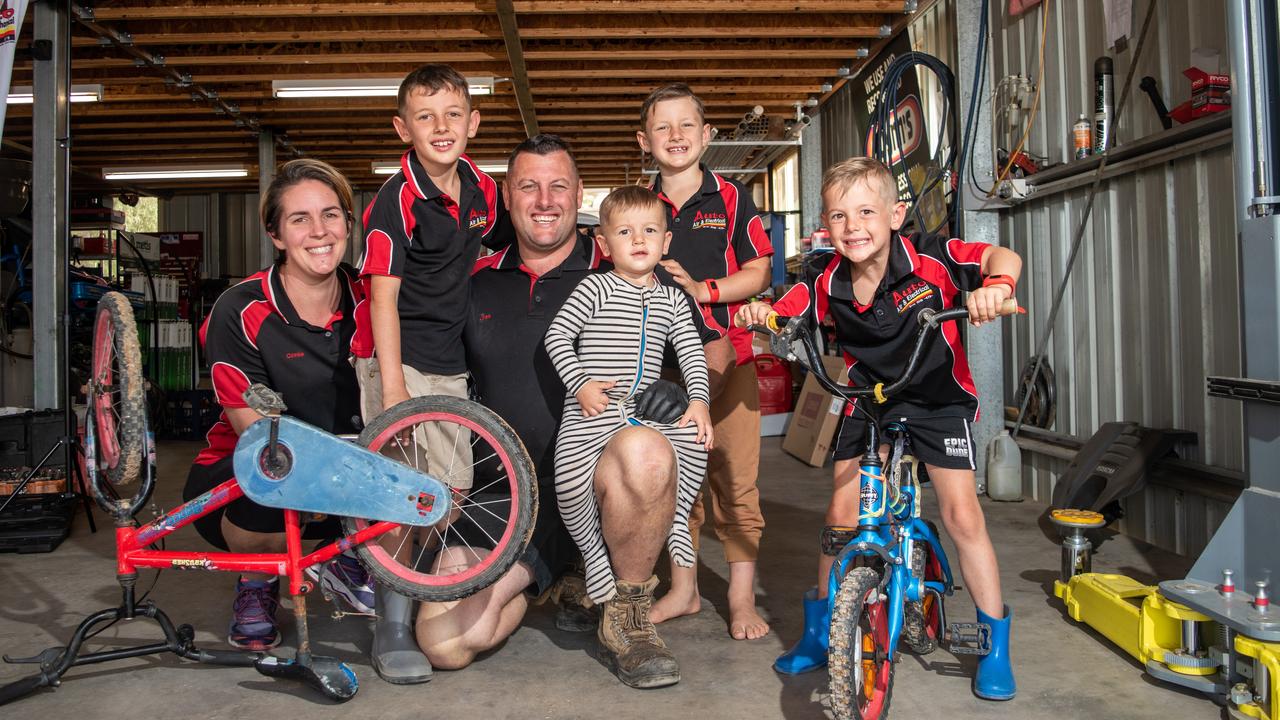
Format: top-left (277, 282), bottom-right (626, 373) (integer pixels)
top-left (982, 274), bottom-right (1016, 296)
top-left (705, 278), bottom-right (721, 303)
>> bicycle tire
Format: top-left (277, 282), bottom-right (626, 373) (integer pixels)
top-left (90, 292), bottom-right (146, 487)
top-left (902, 520), bottom-right (944, 655)
top-left (829, 566), bottom-right (895, 720)
top-left (341, 395), bottom-right (538, 603)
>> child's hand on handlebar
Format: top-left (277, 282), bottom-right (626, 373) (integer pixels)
top-left (677, 399), bottom-right (715, 450)
top-left (576, 379), bottom-right (615, 417)
top-left (734, 301), bottom-right (776, 330)
top-left (967, 285), bottom-right (1014, 327)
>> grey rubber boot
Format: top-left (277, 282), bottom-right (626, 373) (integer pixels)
top-left (371, 584), bottom-right (432, 685)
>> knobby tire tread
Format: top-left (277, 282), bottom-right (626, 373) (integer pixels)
top-left (96, 292), bottom-right (146, 487)
top-left (829, 566), bottom-right (895, 720)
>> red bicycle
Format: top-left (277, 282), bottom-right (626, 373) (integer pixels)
top-left (0, 292), bottom-right (537, 703)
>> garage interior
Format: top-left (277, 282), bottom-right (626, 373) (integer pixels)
top-left (0, 1), bottom-right (1275, 718)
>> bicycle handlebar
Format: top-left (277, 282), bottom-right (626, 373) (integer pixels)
top-left (743, 299), bottom-right (1018, 404)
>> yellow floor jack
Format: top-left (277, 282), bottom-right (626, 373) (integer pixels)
top-left (1050, 509), bottom-right (1278, 719)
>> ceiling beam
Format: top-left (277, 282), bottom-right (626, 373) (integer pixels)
top-left (86, 2), bottom-right (909, 21)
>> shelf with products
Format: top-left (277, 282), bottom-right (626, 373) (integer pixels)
top-left (69, 227), bottom-right (198, 395)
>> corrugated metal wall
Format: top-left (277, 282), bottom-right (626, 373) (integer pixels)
top-left (991, 0), bottom-right (1242, 556)
top-left (158, 190), bottom-right (371, 280)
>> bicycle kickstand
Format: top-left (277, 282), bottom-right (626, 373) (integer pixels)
top-left (252, 590), bottom-right (358, 702)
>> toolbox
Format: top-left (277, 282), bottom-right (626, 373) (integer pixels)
top-left (0, 492), bottom-right (77, 553)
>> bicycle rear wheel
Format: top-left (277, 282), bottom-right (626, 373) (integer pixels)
top-left (89, 292), bottom-right (146, 487)
top-left (903, 520), bottom-right (944, 655)
top-left (829, 566), bottom-right (895, 720)
top-left (341, 396), bottom-right (537, 603)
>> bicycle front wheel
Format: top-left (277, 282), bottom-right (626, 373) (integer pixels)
top-left (341, 395), bottom-right (537, 603)
top-left (829, 566), bottom-right (895, 720)
top-left (90, 292), bottom-right (146, 487)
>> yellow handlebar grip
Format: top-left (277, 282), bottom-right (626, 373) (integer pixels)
top-left (873, 383), bottom-right (887, 404)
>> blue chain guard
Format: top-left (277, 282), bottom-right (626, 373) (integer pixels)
top-left (233, 417), bottom-right (449, 527)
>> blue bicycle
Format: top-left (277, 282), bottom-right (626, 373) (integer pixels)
top-left (753, 301), bottom-right (1014, 720)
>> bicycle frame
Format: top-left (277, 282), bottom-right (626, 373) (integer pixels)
top-left (826, 421), bottom-right (956, 663)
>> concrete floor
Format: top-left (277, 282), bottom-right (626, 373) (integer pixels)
top-left (0, 438), bottom-right (1220, 719)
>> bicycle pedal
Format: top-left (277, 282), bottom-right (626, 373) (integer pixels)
top-left (822, 526), bottom-right (860, 556)
top-left (3, 647), bottom-right (64, 665)
top-left (947, 622), bottom-right (992, 656)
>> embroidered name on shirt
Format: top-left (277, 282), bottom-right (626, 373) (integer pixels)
top-left (893, 281), bottom-right (934, 314)
top-left (468, 209), bottom-right (489, 231)
top-left (690, 210), bottom-right (727, 231)
top-left (286, 352), bottom-right (305, 360)
top-left (478, 313), bottom-right (492, 322)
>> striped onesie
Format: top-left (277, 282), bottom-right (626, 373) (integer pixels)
top-left (545, 271), bottom-right (711, 603)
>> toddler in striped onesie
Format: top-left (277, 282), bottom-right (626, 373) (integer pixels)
top-left (545, 186), bottom-right (714, 604)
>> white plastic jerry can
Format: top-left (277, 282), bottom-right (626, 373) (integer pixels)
top-left (986, 429), bottom-right (1023, 502)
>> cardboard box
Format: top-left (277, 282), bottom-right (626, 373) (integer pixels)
top-left (782, 355), bottom-right (848, 467)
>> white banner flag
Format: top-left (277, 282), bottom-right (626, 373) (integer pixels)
top-left (1, 0), bottom-right (32, 142)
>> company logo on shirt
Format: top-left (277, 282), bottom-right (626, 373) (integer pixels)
top-left (478, 313), bottom-right (492, 322)
top-left (468, 209), bottom-right (489, 231)
top-left (690, 210), bottom-right (727, 231)
top-left (285, 352), bottom-right (305, 360)
top-left (893, 281), bottom-right (934, 314)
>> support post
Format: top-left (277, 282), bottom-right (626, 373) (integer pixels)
top-left (32, 0), bottom-right (70, 411)
top-left (955, 0), bottom-right (1002, 493)
top-left (258, 130), bottom-right (276, 269)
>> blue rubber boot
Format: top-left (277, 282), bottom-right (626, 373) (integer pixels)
top-left (773, 588), bottom-right (830, 675)
top-left (974, 605), bottom-right (1016, 700)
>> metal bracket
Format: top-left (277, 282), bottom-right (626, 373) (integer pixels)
top-left (1207, 376), bottom-right (1280, 405)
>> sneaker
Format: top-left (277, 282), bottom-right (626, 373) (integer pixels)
top-left (228, 577), bottom-right (281, 650)
top-left (307, 550), bottom-right (376, 615)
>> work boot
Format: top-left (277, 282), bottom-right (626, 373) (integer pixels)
top-left (973, 605), bottom-right (1016, 700)
top-left (773, 587), bottom-right (830, 675)
top-left (550, 569), bottom-right (599, 633)
top-left (371, 584), bottom-right (432, 685)
top-left (596, 575), bottom-right (680, 688)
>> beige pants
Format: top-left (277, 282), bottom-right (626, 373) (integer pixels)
top-left (689, 360), bottom-right (764, 562)
top-left (354, 356), bottom-right (473, 490)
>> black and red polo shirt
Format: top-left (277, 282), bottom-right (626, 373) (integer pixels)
top-left (466, 232), bottom-right (722, 483)
top-left (772, 232), bottom-right (991, 420)
top-left (193, 264), bottom-right (363, 466)
top-left (352, 151), bottom-right (511, 374)
top-left (651, 166), bottom-right (773, 365)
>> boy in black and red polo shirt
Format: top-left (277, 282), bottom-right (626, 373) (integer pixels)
top-left (637, 84), bottom-right (774, 641)
top-left (739, 157), bottom-right (1022, 700)
top-left (350, 63), bottom-right (509, 685)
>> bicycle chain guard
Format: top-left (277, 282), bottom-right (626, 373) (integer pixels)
top-left (233, 416), bottom-right (450, 526)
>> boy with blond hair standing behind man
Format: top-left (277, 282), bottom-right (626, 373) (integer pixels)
top-left (351, 63), bottom-right (508, 685)
top-left (637, 83), bottom-right (773, 641)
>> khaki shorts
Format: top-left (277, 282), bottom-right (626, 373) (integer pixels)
top-left (354, 356), bottom-right (473, 490)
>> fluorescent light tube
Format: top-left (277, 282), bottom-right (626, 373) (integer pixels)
top-left (7, 84), bottom-right (104, 104)
top-left (275, 77), bottom-right (493, 99)
top-left (103, 166), bottom-right (249, 181)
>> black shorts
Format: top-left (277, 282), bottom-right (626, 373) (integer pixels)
top-left (832, 412), bottom-right (977, 470)
top-left (444, 480), bottom-right (576, 597)
top-left (183, 456), bottom-right (342, 550)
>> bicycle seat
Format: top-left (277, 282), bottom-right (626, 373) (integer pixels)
top-left (1048, 508), bottom-right (1106, 530)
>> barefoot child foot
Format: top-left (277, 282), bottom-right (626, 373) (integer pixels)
top-left (651, 564), bottom-right (702, 623)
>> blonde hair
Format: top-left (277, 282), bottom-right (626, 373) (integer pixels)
top-left (821, 156), bottom-right (898, 207)
top-left (599, 185), bottom-right (666, 231)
